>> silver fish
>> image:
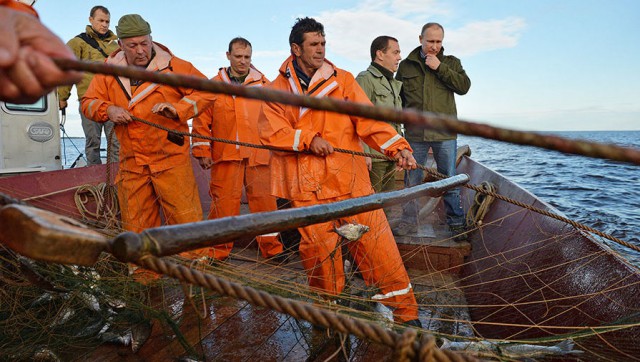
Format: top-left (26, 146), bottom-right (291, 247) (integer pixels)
top-left (131, 320), bottom-right (152, 353)
top-left (441, 338), bottom-right (583, 358)
top-left (32, 348), bottom-right (61, 362)
top-left (500, 339), bottom-right (584, 359)
top-left (440, 338), bottom-right (495, 352)
top-left (100, 329), bottom-right (133, 346)
top-left (333, 222), bottom-right (370, 241)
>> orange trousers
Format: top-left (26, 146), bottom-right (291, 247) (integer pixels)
top-left (116, 163), bottom-right (205, 282)
top-left (293, 195), bottom-right (418, 323)
top-left (208, 160), bottom-right (283, 260)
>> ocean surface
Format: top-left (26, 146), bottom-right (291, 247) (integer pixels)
top-left (459, 131), bottom-right (640, 264)
top-left (61, 131), bottom-right (640, 263)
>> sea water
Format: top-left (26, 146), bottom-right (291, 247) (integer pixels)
top-left (61, 131), bottom-right (640, 262)
top-left (459, 131), bottom-right (640, 263)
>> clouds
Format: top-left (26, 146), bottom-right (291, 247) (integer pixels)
top-left (315, 1), bottom-right (525, 62)
top-left (358, 0), bottom-right (451, 18)
top-left (448, 18), bottom-right (525, 56)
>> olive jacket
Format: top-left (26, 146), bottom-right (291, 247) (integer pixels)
top-left (395, 46), bottom-right (470, 141)
top-left (57, 26), bottom-right (119, 102)
top-left (355, 63), bottom-right (403, 162)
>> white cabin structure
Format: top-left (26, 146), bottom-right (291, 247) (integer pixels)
top-left (0, 92), bottom-right (62, 176)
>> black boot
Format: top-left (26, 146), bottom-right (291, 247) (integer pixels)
top-left (402, 318), bottom-right (423, 329)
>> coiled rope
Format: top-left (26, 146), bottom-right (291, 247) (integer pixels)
top-left (72, 125), bottom-right (121, 232)
top-left (73, 182), bottom-right (119, 230)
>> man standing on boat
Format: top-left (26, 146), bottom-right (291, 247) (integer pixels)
top-left (259, 17), bottom-right (422, 328)
top-left (58, 5), bottom-right (120, 165)
top-left (355, 36), bottom-right (404, 211)
top-left (394, 22), bottom-right (471, 239)
top-left (81, 14), bottom-right (214, 279)
top-left (192, 37), bottom-right (284, 262)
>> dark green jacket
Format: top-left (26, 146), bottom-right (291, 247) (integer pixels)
top-left (396, 46), bottom-right (470, 141)
top-left (355, 64), bottom-right (403, 162)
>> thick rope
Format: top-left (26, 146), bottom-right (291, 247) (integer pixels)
top-left (73, 183), bottom-right (119, 230)
top-left (137, 255), bottom-right (477, 362)
top-left (53, 58), bottom-right (640, 166)
top-left (466, 181), bottom-right (496, 227)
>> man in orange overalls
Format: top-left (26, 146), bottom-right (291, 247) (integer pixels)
top-left (82, 14), bottom-right (214, 279)
top-left (259, 17), bottom-right (422, 327)
top-left (192, 37), bottom-right (283, 261)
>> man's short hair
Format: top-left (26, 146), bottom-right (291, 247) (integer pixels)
top-left (370, 36), bottom-right (398, 61)
top-left (228, 37), bottom-right (252, 52)
top-left (421, 22), bottom-right (444, 36)
top-left (90, 5), bottom-right (109, 17)
top-left (289, 17), bottom-right (325, 46)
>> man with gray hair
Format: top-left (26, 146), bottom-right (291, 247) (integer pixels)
top-left (394, 22), bottom-right (471, 240)
top-left (81, 14), bottom-right (215, 281)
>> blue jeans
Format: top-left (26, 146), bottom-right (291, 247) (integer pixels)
top-left (403, 139), bottom-right (464, 226)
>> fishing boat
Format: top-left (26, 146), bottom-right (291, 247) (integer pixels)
top-left (1, 83), bottom-right (639, 361)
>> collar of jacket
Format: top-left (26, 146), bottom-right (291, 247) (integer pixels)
top-left (369, 62), bottom-right (394, 80)
top-left (85, 25), bottom-right (117, 41)
top-left (219, 65), bottom-right (264, 86)
top-left (280, 55), bottom-right (337, 96)
top-left (408, 45), bottom-right (445, 64)
top-left (108, 42), bottom-right (173, 102)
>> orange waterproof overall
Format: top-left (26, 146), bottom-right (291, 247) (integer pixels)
top-left (259, 56), bottom-right (418, 322)
top-left (192, 67), bottom-right (282, 260)
top-left (82, 43), bottom-right (216, 280)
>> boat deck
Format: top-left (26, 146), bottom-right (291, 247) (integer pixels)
top-left (79, 258), bottom-right (470, 361)
top-left (77, 200), bottom-right (474, 361)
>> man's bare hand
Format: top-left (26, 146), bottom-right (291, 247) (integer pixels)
top-left (309, 135), bottom-right (334, 157)
top-left (0, 7), bottom-right (82, 104)
top-left (196, 156), bottom-right (214, 169)
top-left (106, 105), bottom-right (132, 124)
top-left (394, 148), bottom-right (417, 170)
top-left (365, 156), bottom-right (372, 171)
top-left (152, 102), bottom-right (178, 119)
top-left (424, 54), bottom-right (441, 71)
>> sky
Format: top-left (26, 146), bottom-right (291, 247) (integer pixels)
top-left (34, 0), bottom-right (640, 137)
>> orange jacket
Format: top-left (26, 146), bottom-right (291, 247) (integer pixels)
top-left (81, 42), bottom-right (215, 174)
top-left (258, 56), bottom-right (412, 201)
top-left (192, 66), bottom-right (270, 166)
top-left (0, 0), bottom-right (38, 17)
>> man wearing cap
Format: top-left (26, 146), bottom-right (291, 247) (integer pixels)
top-left (58, 5), bottom-right (120, 165)
top-left (82, 14), bottom-right (214, 272)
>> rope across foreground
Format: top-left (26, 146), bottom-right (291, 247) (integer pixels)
top-left (56, 57), bottom-right (639, 251)
top-left (138, 255), bottom-right (478, 362)
top-left (53, 58), bottom-right (640, 166)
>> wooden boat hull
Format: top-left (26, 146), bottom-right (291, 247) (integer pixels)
top-left (458, 156), bottom-right (640, 358)
top-left (1, 155), bottom-right (638, 360)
